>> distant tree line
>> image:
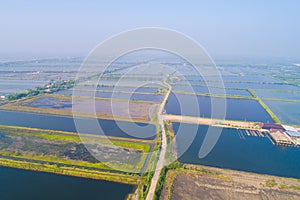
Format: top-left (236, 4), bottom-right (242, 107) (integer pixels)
top-left (8, 79), bottom-right (75, 101)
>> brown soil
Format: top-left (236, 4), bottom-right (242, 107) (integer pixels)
top-left (161, 165), bottom-right (300, 200)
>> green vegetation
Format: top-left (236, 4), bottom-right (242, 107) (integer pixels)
top-left (0, 126), bottom-right (152, 173)
top-left (155, 87), bottom-right (168, 95)
top-left (264, 179), bottom-right (300, 191)
top-left (0, 157), bottom-right (140, 185)
top-left (0, 123), bottom-right (155, 199)
top-left (164, 121), bottom-right (176, 164)
top-left (248, 89), bottom-right (281, 123)
top-left (264, 179), bottom-right (278, 187)
top-left (0, 150), bottom-right (112, 170)
top-left (8, 80), bottom-right (75, 101)
top-left (257, 98), bottom-right (281, 123)
top-left (153, 162), bottom-right (182, 200)
top-left (140, 124), bottom-right (162, 198)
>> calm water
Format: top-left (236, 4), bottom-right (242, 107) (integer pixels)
top-left (184, 75), bottom-right (280, 83)
top-left (0, 110), bottom-right (156, 140)
top-left (96, 86), bottom-right (158, 93)
top-left (222, 82), bottom-right (300, 90)
top-left (73, 85), bottom-right (158, 93)
top-left (166, 93), bottom-right (274, 122)
top-left (264, 100), bottom-right (300, 125)
top-left (173, 123), bottom-right (300, 178)
top-left (255, 89), bottom-right (300, 100)
top-left (0, 166), bottom-right (134, 200)
top-left (172, 85), bottom-right (251, 97)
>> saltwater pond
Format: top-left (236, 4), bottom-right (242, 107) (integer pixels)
top-left (184, 75), bottom-right (280, 83)
top-left (263, 100), bottom-right (300, 125)
top-left (73, 85), bottom-right (158, 93)
top-left (0, 110), bottom-right (156, 140)
top-left (166, 93), bottom-right (273, 122)
top-left (173, 123), bottom-right (300, 178)
top-left (172, 85), bottom-right (252, 97)
top-left (222, 82), bottom-right (300, 90)
top-left (0, 166), bottom-right (134, 200)
top-left (255, 90), bottom-right (300, 100)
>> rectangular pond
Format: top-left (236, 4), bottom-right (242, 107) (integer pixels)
top-left (173, 123), bottom-right (300, 178)
top-left (0, 110), bottom-right (156, 140)
top-left (0, 166), bottom-right (135, 200)
top-left (222, 82), bottom-right (300, 90)
top-left (184, 75), bottom-right (281, 83)
top-left (74, 85), bottom-right (159, 93)
top-left (56, 90), bottom-right (163, 102)
top-left (172, 85), bottom-right (252, 97)
top-left (263, 100), bottom-right (300, 125)
top-left (255, 90), bottom-right (300, 100)
top-left (175, 82), bottom-right (300, 90)
top-left (166, 93), bottom-right (273, 122)
top-left (23, 96), bottom-right (157, 121)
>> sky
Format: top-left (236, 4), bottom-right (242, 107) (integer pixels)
top-left (0, 0), bottom-right (299, 59)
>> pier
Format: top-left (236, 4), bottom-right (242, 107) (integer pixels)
top-left (267, 130), bottom-right (294, 146)
top-left (163, 115), bottom-right (300, 147)
top-left (237, 129), bottom-right (267, 139)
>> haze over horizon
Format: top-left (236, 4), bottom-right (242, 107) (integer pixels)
top-left (0, 0), bottom-right (299, 60)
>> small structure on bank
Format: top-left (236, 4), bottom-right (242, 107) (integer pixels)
top-left (259, 123), bottom-right (300, 146)
top-left (0, 94), bottom-right (10, 100)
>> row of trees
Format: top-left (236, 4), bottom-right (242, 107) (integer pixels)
top-left (8, 79), bottom-right (75, 101)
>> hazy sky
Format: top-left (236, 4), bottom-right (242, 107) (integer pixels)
top-left (0, 0), bottom-right (299, 59)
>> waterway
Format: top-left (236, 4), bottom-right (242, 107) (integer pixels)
top-left (0, 166), bottom-right (135, 200)
top-left (166, 93), bottom-right (274, 122)
top-left (0, 110), bottom-right (156, 140)
top-left (173, 123), bottom-right (300, 178)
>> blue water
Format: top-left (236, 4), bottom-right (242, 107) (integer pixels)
top-left (184, 75), bottom-right (280, 83)
top-left (255, 90), bottom-right (300, 100)
top-left (263, 100), bottom-right (300, 125)
top-left (166, 93), bottom-right (273, 122)
top-left (173, 82), bottom-right (300, 91)
top-left (0, 110), bottom-right (156, 140)
top-left (172, 85), bottom-right (251, 97)
top-left (0, 166), bottom-right (134, 200)
top-left (223, 82), bottom-right (300, 90)
top-left (173, 123), bottom-right (300, 178)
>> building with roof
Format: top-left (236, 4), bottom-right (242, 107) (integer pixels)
top-left (286, 131), bottom-right (300, 138)
top-left (262, 123), bottom-right (285, 131)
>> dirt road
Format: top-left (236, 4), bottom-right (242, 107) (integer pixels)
top-left (146, 81), bottom-right (171, 200)
top-left (163, 114), bottom-right (260, 130)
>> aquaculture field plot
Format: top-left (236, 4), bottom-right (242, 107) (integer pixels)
top-left (0, 110), bottom-right (157, 140)
top-left (56, 89), bottom-right (164, 102)
top-left (0, 166), bottom-right (135, 200)
top-left (183, 74), bottom-right (280, 83)
top-left (2, 95), bottom-right (158, 121)
top-left (254, 90), bottom-right (300, 101)
top-left (172, 85), bottom-right (252, 97)
top-left (0, 126), bottom-right (152, 172)
top-left (263, 100), bottom-right (300, 125)
top-left (173, 123), bottom-right (300, 178)
top-left (166, 93), bottom-right (273, 122)
top-left (222, 82), bottom-right (300, 90)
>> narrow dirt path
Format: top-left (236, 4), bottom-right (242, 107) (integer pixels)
top-left (146, 81), bottom-right (171, 200)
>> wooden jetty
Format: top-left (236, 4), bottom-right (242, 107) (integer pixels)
top-left (267, 130), bottom-right (295, 146)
